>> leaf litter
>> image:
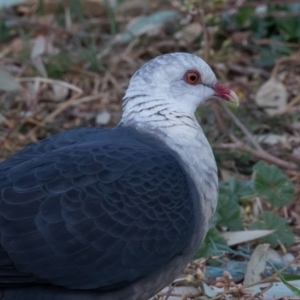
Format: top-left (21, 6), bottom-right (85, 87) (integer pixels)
top-left (1, 0), bottom-right (300, 299)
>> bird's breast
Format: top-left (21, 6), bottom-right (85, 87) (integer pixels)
top-left (147, 122), bottom-right (218, 252)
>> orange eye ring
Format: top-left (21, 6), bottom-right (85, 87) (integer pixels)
top-left (184, 70), bottom-right (201, 85)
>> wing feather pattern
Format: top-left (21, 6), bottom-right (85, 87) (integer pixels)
top-left (0, 127), bottom-right (195, 290)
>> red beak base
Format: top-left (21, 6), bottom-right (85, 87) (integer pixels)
top-left (213, 83), bottom-right (239, 105)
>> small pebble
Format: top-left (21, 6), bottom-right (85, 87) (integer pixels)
top-left (96, 111), bottom-right (111, 125)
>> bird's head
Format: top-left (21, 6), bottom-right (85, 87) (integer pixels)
top-left (122, 53), bottom-right (238, 124)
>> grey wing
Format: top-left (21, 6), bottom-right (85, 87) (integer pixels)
top-left (0, 133), bottom-right (196, 290)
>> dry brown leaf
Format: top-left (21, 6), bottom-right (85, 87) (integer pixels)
top-left (31, 35), bottom-right (47, 77)
top-left (243, 243), bottom-right (270, 285)
top-left (11, 38), bottom-right (24, 53)
top-left (255, 77), bottom-right (288, 115)
top-left (17, 0), bottom-right (106, 16)
top-left (52, 83), bottom-right (69, 102)
top-left (0, 67), bottom-right (21, 92)
top-left (230, 31), bottom-right (251, 45)
top-left (293, 146), bottom-right (300, 157)
top-left (174, 22), bottom-right (202, 46)
top-left (114, 10), bottom-right (180, 44)
top-left (254, 134), bottom-right (300, 145)
top-left (30, 35), bottom-right (60, 77)
top-left (221, 230), bottom-right (274, 246)
top-left (117, 0), bottom-right (150, 17)
top-left (153, 286), bottom-right (199, 300)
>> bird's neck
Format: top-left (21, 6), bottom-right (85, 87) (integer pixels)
top-left (121, 96), bottom-right (219, 235)
top-left (121, 93), bottom-right (196, 128)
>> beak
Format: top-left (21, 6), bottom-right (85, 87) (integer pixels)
top-left (213, 83), bottom-right (239, 106)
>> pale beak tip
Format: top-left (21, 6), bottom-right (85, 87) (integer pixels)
top-left (213, 83), bottom-right (240, 106)
top-left (228, 90), bottom-right (239, 106)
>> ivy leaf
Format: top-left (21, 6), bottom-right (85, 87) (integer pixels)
top-left (215, 178), bottom-right (253, 230)
top-left (216, 194), bottom-right (243, 230)
top-left (253, 161), bottom-right (294, 207)
top-left (219, 178), bottom-right (254, 202)
top-left (195, 228), bottom-right (227, 258)
top-left (250, 211), bottom-right (294, 247)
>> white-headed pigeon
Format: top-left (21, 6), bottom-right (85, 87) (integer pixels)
top-left (0, 53), bottom-right (238, 300)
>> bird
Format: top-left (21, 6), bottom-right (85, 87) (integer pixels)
top-left (0, 53), bottom-right (238, 300)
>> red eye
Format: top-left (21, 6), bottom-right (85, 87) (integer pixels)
top-left (184, 70), bottom-right (201, 85)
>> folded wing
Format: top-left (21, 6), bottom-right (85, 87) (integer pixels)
top-left (0, 127), bottom-right (195, 290)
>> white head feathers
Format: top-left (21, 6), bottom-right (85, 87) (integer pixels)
top-left (121, 52), bottom-right (238, 128)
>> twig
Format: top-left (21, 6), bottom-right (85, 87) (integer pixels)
top-left (226, 63), bottom-right (271, 79)
top-left (43, 94), bottom-right (102, 124)
top-left (214, 142), bottom-right (298, 170)
top-left (211, 102), bottom-right (228, 134)
top-left (17, 77), bottom-right (83, 94)
top-left (280, 94), bottom-right (300, 114)
top-left (253, 39), bottom-right (300, 49)
top-left (2, 15), bottom-right (111, 41)
top-left (221, 253), bottom-right (300, 296)
top-left (214, 102), bottom-right (297, 169)
top-left (271, 53), bottom-right (300, 78)
top-left (163, 285), bottom-right (176, 300)
top-left (220, 102), bottom-right (263, 152)
top-left (202, 0), bottom-right (300, 14)
top-left (70, 67), bottom-right (102, 78)
top-left (24, 94), bottom-right (102, 140)
top-left (253, 11), bottom-right (300, 19)
top-left (192, 9), bottom-right (210, 62)
top-left (247, 283), bottom-right (273, 300)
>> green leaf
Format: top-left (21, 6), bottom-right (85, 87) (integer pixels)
top-left (253, 161), bottom-right (294, 207)
top-left (216, 194), bottom-right (243, 230)
top-left (45, 53), bottom-right (72, 79)
top-left (281, 274), bottom-right (300, 281)
top-left (271, 263), bottom-right (300, 296)
top-left (219, 178), bottom-right (254, 202)
top-left (276, 18), bottom-right (300, 41)
top-left (250, 211), bottom-right (294, 247)
top-left (70, 0), bottom-right (83, 22)
top-left (279, 275), bottom-right (300, 296)
top-left (287, 3), bottom-right (300, 11)
top-left (215, 178), bottom-right (254, 230)
top-left (275, 4), bottom-right (300, 42)
top-left (235, 7), bottom-right (254, 27)
top-left (195, 228), bottom-right (227, 258)
top-left (256, 49), bottom-right (281, 67)
top-left (0, 21), bottom-right (11, 43)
